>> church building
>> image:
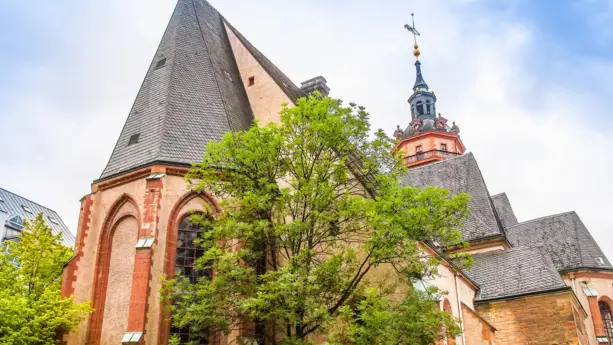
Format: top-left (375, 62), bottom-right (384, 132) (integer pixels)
top-left (61, 1), bottom-right (613, 344)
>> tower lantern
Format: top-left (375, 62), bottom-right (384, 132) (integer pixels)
top-left (395, 14), bottom-right (465, 168)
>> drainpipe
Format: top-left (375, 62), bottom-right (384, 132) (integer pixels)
top-left (454, 273), bottom-right (467, 345)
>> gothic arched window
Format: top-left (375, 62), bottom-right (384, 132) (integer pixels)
top-left (600, 301), bottom-right (613, 343)
top-left (171, 213), bottom-right (212, 344)
top-left (416, 101), bottom-right (424, 115)
top-left (426, 100), bottom-right (431, 115)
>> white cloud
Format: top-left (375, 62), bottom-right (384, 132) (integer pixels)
top-left (1, 0), bottom-right (611, 261)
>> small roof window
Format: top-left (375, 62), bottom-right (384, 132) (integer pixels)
top-left (6, 215), bottom-right (24, 231)
top-left (48, 216), bottom-right (59, 225)
top-left (128, 134), bottom-right (140, 146)
top-left (154, 58), bottom-right (166, 70)
top-left (224, 70), bottom-right (233, 82)
top-left (22, 205), bottom-right (33, 214)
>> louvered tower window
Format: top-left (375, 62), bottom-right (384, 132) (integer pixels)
top-left (601, 301), bottom-right (613, 344)
top-left (170, 214), bottom-right (212, 344)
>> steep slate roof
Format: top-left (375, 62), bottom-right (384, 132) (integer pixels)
top-left (0, 188), bottom-right (75, 247)
top-left (466, 247), bottom-right (567, 301)
top-left (101, 0), bottom-right (280, 179)
top-left (491, 192), bottom-right (518, 228)
top-left (506, 211), bottom-right (612, 271)
top-left (400, 153), bottom-right (505, 242)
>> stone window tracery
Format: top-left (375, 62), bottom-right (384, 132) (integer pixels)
top-left (170, 213), bottom-right (212, 344)
top-left (600, 301), bottom-right (613, 344)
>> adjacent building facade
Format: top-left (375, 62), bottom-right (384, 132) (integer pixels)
top-left (60, 1), bottom-right (613, 344)
top-left (0, 187), bottom-right (74, 247)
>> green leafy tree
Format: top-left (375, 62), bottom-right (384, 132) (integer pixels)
top-left (0, 213), bottom-right (91, 345)
top-left (164, 94), bottom-right (470, 345)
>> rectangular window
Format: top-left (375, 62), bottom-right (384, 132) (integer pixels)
top-left (416, 145), bottom-right (423, 153)
top-left (441, 143), bottom-right (447, 151)
top-left (248, 76), bottom-right (255, 86)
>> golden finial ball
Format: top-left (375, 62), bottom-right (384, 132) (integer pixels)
top-left (413, 49), bottom-right (421, 58)
top-left (414, 44), bottom-right (419, 49)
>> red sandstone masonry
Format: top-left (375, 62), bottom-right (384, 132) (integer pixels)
top-left (62, 194), bottom-right (94, 298)
top-left (126, 177), bottom-right (163, 336)
top-left (86, 195), bottom-right (141, 345)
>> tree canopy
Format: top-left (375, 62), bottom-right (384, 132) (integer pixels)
top-left (0, 213), bottom-right (91, 345)
top-left (164, 94), bottom-right (470, 345)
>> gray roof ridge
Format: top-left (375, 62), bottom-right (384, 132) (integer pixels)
top-left (0, 187), bottom-right (61, 215)
top-left (537, 245), bottom-right (563, 277)
top-left (506, 210), bottom-right (577, 230)
top-left (98, 0), bottom-right (182, 179)
top-left (490, 192), bottom-right (507, 198)
top-left (190, 0), bottom-right (233, 131)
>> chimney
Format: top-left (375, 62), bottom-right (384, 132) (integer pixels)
top-left (300, 76), bottom-right (330, 97)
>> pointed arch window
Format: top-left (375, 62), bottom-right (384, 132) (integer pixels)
top-left (416, 101), bottom-right (424, 115)
top-left (171, 213), bottom-right (212, 344)
top-left (600, 301), bottom-right (613, 344)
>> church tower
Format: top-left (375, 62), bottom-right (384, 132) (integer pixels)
top-left (394, 16), bottom-right (465, 168)
top-left (60, 1), bottom-right (322, 344)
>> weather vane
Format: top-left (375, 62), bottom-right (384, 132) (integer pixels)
top-left (404, 13), bottom-right (421, 59)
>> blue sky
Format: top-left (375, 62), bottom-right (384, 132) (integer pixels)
top-left (0, 0), bottom-right (612, 259)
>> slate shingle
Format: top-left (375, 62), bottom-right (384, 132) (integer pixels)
top-left (491, 192), bottom-right (518, 229)
top-left (506, 211), bottom-right (612, 271)
top-left (400, 153), bottom-right (505, 242)
top-left (466, 246), bottom-right (567, 301)
top-left (100, 0), bottom-right (256, 179)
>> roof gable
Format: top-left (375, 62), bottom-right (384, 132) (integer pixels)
top-left (400, 153), bottom-right (505, 242)
top-left (506, 211), bottom-right (611, 271)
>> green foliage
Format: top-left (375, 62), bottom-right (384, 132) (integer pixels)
top-left (0, 213), bottom-right (91, 345)
top-left (165, 94), bottom-right (470, 345)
